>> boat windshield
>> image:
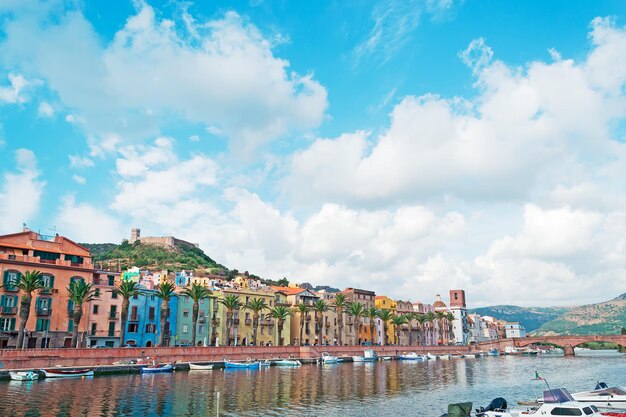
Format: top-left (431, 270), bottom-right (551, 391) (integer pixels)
top-left (543, 389), bottom-right (575, 403)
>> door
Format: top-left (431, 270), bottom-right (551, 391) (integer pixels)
top-left (27, 337), bottom-right (37, 348)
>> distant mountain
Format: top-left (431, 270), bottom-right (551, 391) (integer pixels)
top-left (470, 305), bottom-right (570, 332)
top-left (533, 294), bottom-right (626, 336)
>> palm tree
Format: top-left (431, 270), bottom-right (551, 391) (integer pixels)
top-left (415, 313), bottom-right (427, 346)
top-left (436, 311), bottom-right (446, 345)
top-left (295, 303), bottom-right (311, 346)
top-left (67, 279), bottom-right (98, 348)
top-left (446, 312), bottom-right (455, 344)
top-left (425, 311), bottom-right (436, 345)
top-left (219, 294), bottom-right (241, 346)
top-left (244, 297), bottom-right (267, 346)
top-left (155, 282), bottom-right (175, 347)
top-left (111, 280), bottom-right (142, 346)
top-left (363, 306), bottom-right (379, 345)
top-left (266, 305), bottom-right (292, 346)
top-left (346, 302), bottom-right (365, 345)
top-left (404, 312), bottom-right (417, 345)
top-left (16, 271), bottom-right (44, 349)
top-left (376, 309), bottom-right (394, 345)
top-left (391, 314), bottom-right (409, 346)
top-left (332, 294), bottom-right (348, 346)
top-left (181, 283), bottom-right (212, 346)
top-left (313, 299), bottom-right (330, 345)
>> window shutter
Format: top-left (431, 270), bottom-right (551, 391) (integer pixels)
top-left (2, 271), bottom-right (7, 287)
top-left (50, 275), bottom-right (55, 288)
top-left (10, 318), bottom-right (16, 331)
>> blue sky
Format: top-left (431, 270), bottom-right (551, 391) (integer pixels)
top-left (1, 0), bottom-right (626, 306)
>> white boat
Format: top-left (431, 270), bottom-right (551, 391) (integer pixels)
top-left (439, 354), bottom-right (451, 360)
top-left (260, 360), bottom-right (272, 367)
top-left (140, 364), bottom-right (174, 374)
top-left (570, 382), bottom-right (626, 410)
top-left (9, 371), bottom-right (39, 381)
top-left (399, 352), bottom-right (424, 361)
top-left (380, 356), bottom-right (392, 361)
top-left (321, 352), bottom-right (338, 364)
top-left (188, 362), bottom-right (214, 371)
top-left (464, 353), bottom-right (476, 358)
top-left (275, 359), bottom-right (302, 367)
top-left (352, 348), bottom-right (377, 362)
top-left (41, 368), bottom-right (94, 378)
top-left (426, 353), bottom-right (437, 360)
top-left (460, 389), bottom-right (604, 417)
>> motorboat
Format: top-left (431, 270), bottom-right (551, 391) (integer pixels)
top-left (464, 353), bottom-right (477, 358)
top-left (9, 371), bottom-right (39, 381)
top-left (380, 356), bottom-right (392, 361)
top-left (353, 348), bottom-right (378, 362)
top-left (188, 362), bottom-right (214, 371)
top-left (321, 352), bottom-right (338, 364)
top-left (570, 382), bottom-right (626, 411)
top-left (522, 349), bottom-right (539, 356)
top-left (426, 353), bottom-right (438, 360)
top-left (399, 352), bottom-right (425, 361)
top-left (41, 368), bottom-right (94, 378)
top-left (224, 359), bottom-right (260, 369)
top-left (504, 346), bottom-right (523, 355)
top-left (439, 354), bottom-right (452, 360)
top-left (260, 360), bottom-right (272, 367)
top-left (140, 364), bottom-right (174, 373)
top-left (486, 349), bottom-right (500, 356)
top-left (275, 359), bottom-right (302, 367)
top-left (452, 354), bottom-right (465, 359)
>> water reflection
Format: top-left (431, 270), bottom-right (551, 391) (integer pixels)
top-left (1, 353), bottom-right (624, 417)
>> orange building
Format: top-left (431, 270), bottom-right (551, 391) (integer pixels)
top-left (341, 287), bottom-right (376, 345)
top-left (85, 270), bottom-right (123, 347)
top-left (0, 229), bottom-right (95, 348)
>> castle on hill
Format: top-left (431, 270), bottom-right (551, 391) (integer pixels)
top-left (129, 228), bottom-right (199, 249)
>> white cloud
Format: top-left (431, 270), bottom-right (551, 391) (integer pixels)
top-left (0, 73), bottom-right (29, 104)
top-left (68, 154), bottom-right (94, 168)
top-left (0, 149), bottom-right (45, 233)
top-left (55, 195), bottom-right (125, 243)
top-left (72, 174), bottom-right (86, 185)
top-left (37, 101), bottom-right (54, 117)
top-left (0, 3), bottom-right (327, 155)
top-left (189, 135), bottom-right (200, 142)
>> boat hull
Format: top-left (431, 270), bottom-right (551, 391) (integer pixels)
top-left (42, 369), bottom-right (94, 378)
top-left (352, 356), bottom-right (376, 362)
top-left (224, 361), bottom-right (260, 369)
top-left (9, 371), bottom-right (39, 381)
top-left (188, 363), bottom-right (214, 371)
top-left (275, 360), bottom-right (302, 367)
top-left (141, 364), bottom-right (173, 373)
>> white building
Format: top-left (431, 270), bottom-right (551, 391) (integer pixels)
top-left (504, 322), bottom-right (527, 338)
top-left (449, 289), bottom-right (469, 345)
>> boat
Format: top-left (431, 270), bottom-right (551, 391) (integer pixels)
top-left (504, 346), bottom-right (523, 355)
top-left (224, 359), bottom-right (261, 369)
top-left (320, 352), bottom-right (338, 364)
top-left (188, 362), bottom-right (214, 371)
top-left (260, 360), bottom-right (272, 367)
top-left (569, 382), bottom-right (626, 411)
top-left (9, 371), bottom-right (39, 381)
top-left (426, 353), bottom-right (438, 360)
top-left (140, 364), bottom-right (174, 373)
top-left (41, 368), bottom-right (94, 378)
top-left (486, 349), bottom-right (500, 356)
top-left (439, 354), bottom-right (452, 360)
top-left (522, 348), bottom-right (539, 356)
top-left (275, 359), bottom-right (302, 367)
top-left (464, 353), bottom-right (476, 358)
top-left (399, 352), bottom-right (424, 361)
top-left (380, 356), bottom-right (392, 361)
top-left (353, 348), bottom-right (378, 362)
top-left (452, 354), bottom-right (465, 359)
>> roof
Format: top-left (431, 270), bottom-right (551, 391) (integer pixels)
top-left (270, 286), bottom-right (306, 295)
top-left (433, 300), bottom-right (447, 307)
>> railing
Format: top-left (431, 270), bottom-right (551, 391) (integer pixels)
top-left (245, 319), bottom-right (252, 325)
top-left (36, 308), bottom-right (51, 317)
top-left (198, 316), bottom-right (206, 323)
top-left (108, 312), bottom-right (118, 320)
top-left (2, 285), bottom-right (19, 293)
top-left (1, 306), bottom-right (17, 315)
top-left (129, 315), bottom-right (140, 322)
top-left (39, 287), bottom-right (53, 295)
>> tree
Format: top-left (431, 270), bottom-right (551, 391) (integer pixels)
top-left (332, 294), bottom-right (348, 346)
top-left (181, 283), bottom-right (212, 346)
top-left (425, 311), bottom-right (436, 345)
top-left (404, 312), bottom-right (417, 345)
top-left (111, 280), bottom-right (142, 346)
top-left (277, 277), bottom-right (289, 287)
top-left (313, 300), bottom-right (330, 345)
top-left (391, 314), bottom-right (409, 346)
top-left (67, 279), bottom-right (98, 348)
top-left (376, 309), bottom-right (394, 345)
top-left (155, 282), bottom-right (175, 347)
top-left (363, 306), bottom-right (379, 345)
top-left (415, 314), bottom-right (427, 346)
top-left (436, 311), bottom-right (446, 345)
top-left (446, 312), bottom-right (455, 344)
top-left (295, 303), bottom-right (311, 346)
top-left (219, 294), bottom-right (241, 346)
top-left (266, 305), bottom-right (292, 346)
top-left (244, 297), bottom-right (267, 346)
top-left (346, 302), bottom-right (365, 345)
top-left (16, 271), bottom-right (44, 349)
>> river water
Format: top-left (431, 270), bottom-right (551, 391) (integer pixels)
top-left (0, 351), bottom-right (624, 417)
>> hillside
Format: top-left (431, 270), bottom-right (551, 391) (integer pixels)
top-left (533, 294), bottom-right (626, 336)
top-left (470, 305), bottom-right (570, 332)
top-left (82, 240), bottom-right (225, 272)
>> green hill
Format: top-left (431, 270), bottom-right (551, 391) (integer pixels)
top-left (533, 294), bottom-right (626, 336)
top-left (82, 240), bottom-right (225, 272)
top-left (470, 305), bottom-right (569, 332)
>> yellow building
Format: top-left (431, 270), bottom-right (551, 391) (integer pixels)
top-left (375, 296), bottom-right (396, 345)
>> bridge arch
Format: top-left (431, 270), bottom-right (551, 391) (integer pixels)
top-left (513, 335), bottom-right (626, 355)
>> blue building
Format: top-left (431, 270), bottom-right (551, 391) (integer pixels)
top-left (123, 289), bottom-right (178, 347)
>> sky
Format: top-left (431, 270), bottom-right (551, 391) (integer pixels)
top-left (1, 0), bottom-right (626, 307)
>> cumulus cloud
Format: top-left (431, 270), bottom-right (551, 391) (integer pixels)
top-left (37, 101), bottom-right (53, 117)
top-left (0, 149), bottom-right (45, 233)
top-left (55, 195), bottom-right (125, 243)
top-left (0, 2), bottom-right (327, 155)
top-left (0, 73), bottom-right (30, 104)
top-left (68, 154), bottom-right (94, 168)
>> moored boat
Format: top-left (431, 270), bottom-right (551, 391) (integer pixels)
top-left (275, 359), bottom-right (302, 367)
top-left (439, 354), bottom-right (452, 360)
top-left (321, 352), bottom-right (338, 364)
top-left (140, 364), bottom-right (174, 373)
top-left (224, 359), bottom-right (261, 369)
top-left (188, 362), bottom-right (214, 371)
top-left (41, 368), bottom-right (94, 378)
top-left (9, 371), bottom-right (39, 381)
top-left (352, 348), bottom-right (377, 362)
top-left (260, 360), bottom-right (272, 367)
top-left (426, 353), bottom-right (437, 360)
top-left (569, 382), bottom-right (626, 411)
top-left (486, 349), bottom-right (500, 356)
top-left (399, 352), bottom-right (424, 361)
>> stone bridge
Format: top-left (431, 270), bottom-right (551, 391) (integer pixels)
top-left (478, 334), bottom-right (626, 356)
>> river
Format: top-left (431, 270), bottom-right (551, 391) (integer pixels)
top-left (1, 351), bottom-right (624, 417)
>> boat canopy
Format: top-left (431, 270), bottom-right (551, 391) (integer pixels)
top-left (543, 389), bottom-right (575, 403)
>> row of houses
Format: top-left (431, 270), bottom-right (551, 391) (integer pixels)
top-left (0, 228), bottom-right (512, 349)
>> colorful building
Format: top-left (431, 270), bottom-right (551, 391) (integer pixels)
top-left (342, 288), bottom-right (376, 345)
top-left (122, 289), bottom-right (178, 347)
top-left (449, 289), bottom-right (469, 345)
top-left (174, 293), bottom-right (213, 346)
top-left (271, 286), bottom-right (318, 346)
top-left (375, 296), bottom-right (396, 345)
top-left (86, 270), bottom-right (122, 347)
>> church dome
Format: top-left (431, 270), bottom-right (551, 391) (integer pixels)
top-left (433, 294), bottom-right (447, 309)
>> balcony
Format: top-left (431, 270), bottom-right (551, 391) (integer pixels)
top-left (305, 316), bottom-right (311, 321)
top-left (108, 312), bottom-right (118, 320)
top-left (198, 316), bottom-right (206, 323)
top-left (36, 308), bottom-right (51, 316)
top-left (129, 314), bottom-right (140, 322)
top-left (245, 318), bottom-right (252, 325)
top-left (1, 306), bottom-right (17, 315)
top-left (2, 285), bottom-right (19, 293)
top-left (39, 287), bottom-right (53, 295)
top-left (233, 318), bottom-right (240, 325)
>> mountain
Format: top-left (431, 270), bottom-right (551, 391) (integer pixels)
top-left (470, 305), bottom-right (570, 332)
top-left (533, 294), bottom-right (626, 336)
top-left (82, 240), bottom-right (225, 272)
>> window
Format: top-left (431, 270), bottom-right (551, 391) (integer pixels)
top-left (582, 408), bottom-right (593, 415)
top-left (200, 299), bottom-right (204, 304)
top-left (112, 292), bottom-right (118, 299)
top-left (145, 324), bottom-right (156, 333)
top-left (68, 320), bottom-right (74, 332)
top-left (107, 275), bottom-right (115, 286)
top-left (184, 296), bottom-right (189, 303)
top-left (1, 318), bottom-right (16, 331)
top-left (183, 310), bottom-right (189, 318)
top-left (93, 305), bottom-right (99, 314)
top-left (150, 295), bottom-right (155, 301)
top-left (2, 271), bottom-right (20, 290)
top-left (198, 325), bottom-right (204, 335)
top-left (110, 305), bottom-right (117, 319)
top-left (550, 408), bottom-right (582, 416)
top-left (1, 295), bottom-right (17, 307)
top-left (34, 250), bottom-right (60, 262)
top-left (91, 323), bottom-right (97, 336)
top-left (108, 322), bottom-right (116, 337)
top-left (35, 318), bottom-right (49, 332)
top-left (128, 323), bottom-right (138, 333)
top-left (148, 307), bottom-right (155, 320)
top-left (95, 288), bottom-right (100, 297)
top-left (260, 325), bottom-right (264, 335)
top-left (133, 293), bottom-right (138, 300)
top-left (131, 306), bottom-right (138, 320)
top-left (182, 324), bottom-right (189, 333)
top-left (40, 274), bottom-right (54, 288)
top-left (65, 254), bottom-right (84, 264)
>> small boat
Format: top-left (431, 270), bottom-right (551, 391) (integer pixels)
top-left (399, 352), bottom-right (424, 361)
top-left (439, 354), bottom-right (452, 360)
top-left (224, 359), bottom-right (260, 369)
top-left (452, 354), bottom-right (465, 359)
top-left (569, 382), bottom-right (626, 411)
top-left (464, 353), bottom-right (476, 358)
top-left (426, 353), bottom-right (438, 360)
top-left (275, 359), bottom-right (302, 367)
top-left (140, 364), bottom-right (174, 373)
top-left (260, 360), bottom-right (272, 367)
top-left (321, 352), bottom-right (338, 364)
top-left (188, 362), bottom-right (214, 371)
top-left (9, 371), bottom-right (39, 381)
top-left (41, 368), bottom-right (94, 378)
top-left (522, 349), bottom-right (539, 355)
top-left (336, 357), bottom-right (350, 362)
top-left (353, 348), bottom-right (377, 362)
top-left (486, 349), bottom-right (500, 356)
top-left (380, 356), bottom-right (392, 361)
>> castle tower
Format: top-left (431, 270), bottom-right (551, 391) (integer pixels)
top-left (449, 289), bottom-right (468, 345)
top-left (130, 228), bottom-right (141, 243)
top-left (450, 289), bottom-right (466, 308)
